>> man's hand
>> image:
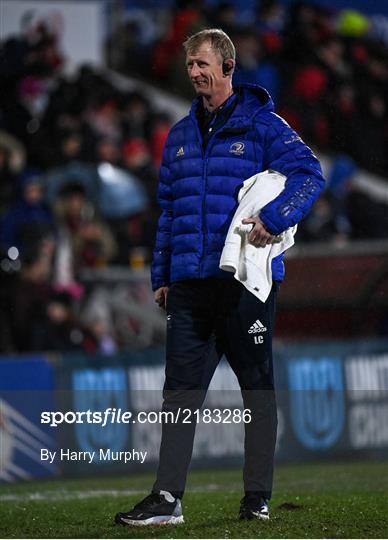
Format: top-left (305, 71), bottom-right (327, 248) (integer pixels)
top-left (241, 216), bottom-right (275, 247)
top-left (154, 286), bottom-right (169, 310)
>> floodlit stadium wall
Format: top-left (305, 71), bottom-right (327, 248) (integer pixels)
top-left (1, 340), bottom-right (388, 482)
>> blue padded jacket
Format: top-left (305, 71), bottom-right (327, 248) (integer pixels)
top-left (151, 84), bottom-right (324, 291)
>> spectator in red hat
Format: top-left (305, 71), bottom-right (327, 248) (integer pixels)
top-left (285, 65), bottom-right (329, 147)
top-left (149, 113), bottom-right (172, 168)
top-left (121, 137), bottom-right (158, 200)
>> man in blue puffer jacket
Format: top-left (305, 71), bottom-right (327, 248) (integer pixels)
top-left (115, 28), bottom-right (324, 527)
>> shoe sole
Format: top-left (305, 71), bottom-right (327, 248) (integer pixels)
top-left (240, 513), bottom-right (270, 521)
top-left (116, 515), bottom-right (184, 526)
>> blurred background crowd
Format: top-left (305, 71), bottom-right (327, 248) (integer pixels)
top-left (1, 0), bottom-right (388, 355)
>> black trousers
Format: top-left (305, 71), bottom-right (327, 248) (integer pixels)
top-left (152, 278), bottom-right (278, 499)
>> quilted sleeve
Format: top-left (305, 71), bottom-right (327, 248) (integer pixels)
top-left (258, 114), bottom-right (325, 235)
top-left (151, 145), bottom-right (173, 290)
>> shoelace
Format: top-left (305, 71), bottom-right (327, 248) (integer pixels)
top-left (133, 493), bottom-right (165, 510)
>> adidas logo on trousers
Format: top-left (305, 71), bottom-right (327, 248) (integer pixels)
top-left (248, 319), bottom-right (267, 333)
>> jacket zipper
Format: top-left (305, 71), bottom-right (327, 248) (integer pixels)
top-left (191, 112), bottom-right (245, 277)
top-left (191, 116), bottom-right (206, 276)
top-left (200, 155), bottom-right (209, 277)
top-left (200, 128), bottom-right (227, 277)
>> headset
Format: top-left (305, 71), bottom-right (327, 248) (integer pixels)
top-left (222, 61), bottom-right (232, 76)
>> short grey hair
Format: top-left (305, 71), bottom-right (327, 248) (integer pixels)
top-left (183, 28), bottom-right (236, 63)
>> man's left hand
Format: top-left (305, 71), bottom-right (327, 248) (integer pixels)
top-left (242, 216), bottom-right (275, 247)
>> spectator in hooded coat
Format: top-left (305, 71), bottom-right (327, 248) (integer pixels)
top-left (0, 169), bottom-right (55, 258)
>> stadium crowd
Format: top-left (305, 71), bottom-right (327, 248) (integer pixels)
top-left (115, 0), bottom-right (388, 241)
top-left (117, 0), bottom-right (388, 175)
top-left (0, 11), bottom-right (172, 353)
top-left (1, 0), bottom-right (388, 354)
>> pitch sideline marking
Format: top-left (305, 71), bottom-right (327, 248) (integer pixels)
top-left (0, 483), bottom-right (238, 502)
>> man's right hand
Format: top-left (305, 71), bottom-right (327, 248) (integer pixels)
top-left (154, 286), bottom-right (169, 310)
top-left (242, 216), bottom-right (275, 247)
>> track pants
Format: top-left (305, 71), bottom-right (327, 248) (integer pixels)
top-left (152, 278), bottom-right (278, 499)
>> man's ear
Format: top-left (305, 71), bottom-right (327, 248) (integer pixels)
top-left (222, 60), bottom-right (234, 76)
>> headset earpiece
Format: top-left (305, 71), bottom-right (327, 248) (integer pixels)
top-left (222, 61), bottom-right (232, 76)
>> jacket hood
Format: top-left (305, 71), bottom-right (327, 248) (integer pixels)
top-left (234, 83), bottom-right (275, 115)
top-left (190, 83), bottom-right (275, 125)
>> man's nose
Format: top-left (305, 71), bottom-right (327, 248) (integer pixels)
top-left (190, 63), bottom-right (200, 77)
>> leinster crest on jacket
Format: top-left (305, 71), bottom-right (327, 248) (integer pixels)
top-left (229, 142), bottom-right (245, 155)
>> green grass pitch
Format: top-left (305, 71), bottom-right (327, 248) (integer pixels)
top-left (0, 460), bottom-right (387, 538)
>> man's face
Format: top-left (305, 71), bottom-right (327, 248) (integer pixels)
top-left (186, 42), bottom-right (226, 97)
top-left (24, 182), bottom-right (43, 205)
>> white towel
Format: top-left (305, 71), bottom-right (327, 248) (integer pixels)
top-left (220, 170), bottom-right (297, 302)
